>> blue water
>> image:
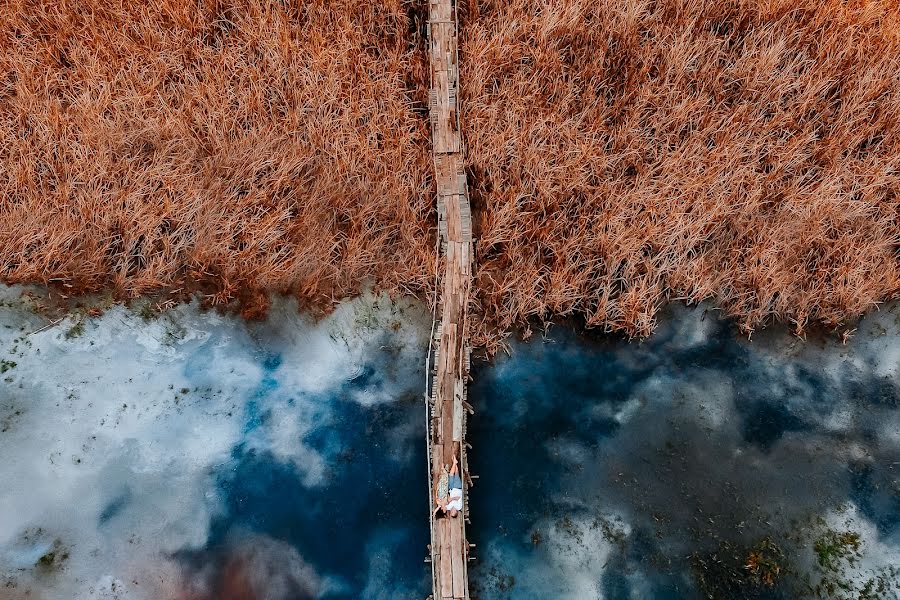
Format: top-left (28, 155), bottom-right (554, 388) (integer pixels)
top-left (178, 306), bottom-right (432, 599)
top-left (186, 395), bottom-right (429, 599)
top-left (0, 293), bottom-right (433, 600)
top-left (1, 291), bottom-right (898, 600)
top-left (467, 306), bottom-right (900, 599)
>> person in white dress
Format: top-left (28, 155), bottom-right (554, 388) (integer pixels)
top-left (434, 451), bottom-right (463, 518)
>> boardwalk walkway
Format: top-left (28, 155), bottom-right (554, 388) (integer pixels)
top-left (425, 0), bottom-right (473, 598)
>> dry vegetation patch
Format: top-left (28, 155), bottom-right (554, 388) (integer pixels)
top-left (0, 0), bottom-right (433, 316)
top-left (461, 0), bottom-right (899, 347)
top-left (1, 0), bottom-right (898, 345)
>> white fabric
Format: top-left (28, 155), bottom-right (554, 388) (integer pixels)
top-left (447, 488), bottom-right (463, 511)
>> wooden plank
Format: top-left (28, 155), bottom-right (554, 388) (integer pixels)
top-left (432, 554), bottom-right (442, 597)
top-left (432, 443), bottom-right (444, 475)
top-left (452, 378), bottom-right (463, 441)
top-left (430, 0), bottom-right (451, 22)
top-left (446, 195), bottom-right (461, 241)
top-left (440, 325), bottom-right (456, 464)
top-left (439, 519), bottom-right (453, 599)
top-left (450, 521), bottom-right (465, 597)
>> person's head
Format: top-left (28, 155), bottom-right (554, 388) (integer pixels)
top-left (449, 508), bottom-right (458, 518)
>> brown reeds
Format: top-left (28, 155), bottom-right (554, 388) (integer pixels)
top-left (2, 0), bottom-right (898, 346)
top-left (0, 0), bottom-right (433, 315)
top-left (460, 0), bottom-right (900, 348)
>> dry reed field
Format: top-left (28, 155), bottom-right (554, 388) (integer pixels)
top-left (0, 0), bottom-right (432, 316)
top-left (460, 0), bottom-right (900, 347)
top-left (1, 0), bottom-right (898, 345)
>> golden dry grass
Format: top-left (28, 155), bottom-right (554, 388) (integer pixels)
top-left (1, 0), bottom-right (898, 344)
top-left (460, 0), bottom-right (899, 346)
top-left (0, 0), bottom-right (433, 316)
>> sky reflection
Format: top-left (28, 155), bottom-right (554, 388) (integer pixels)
top-left (468, 304), bottom-right (900, 599)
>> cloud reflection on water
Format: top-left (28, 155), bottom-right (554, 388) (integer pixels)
top-left (468, 303), bottom-right (900, 599)
top-left (0, 288), bottom-right (430, 600)
top-left (2, 285), bottom-right (898, 600)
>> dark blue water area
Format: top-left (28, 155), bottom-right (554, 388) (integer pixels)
top-left (176, 330), bottom-right (431, 599)
top-left (206, 397), bottom-right (428, 599)
top-left (467, 307), bottom-right (900, 599)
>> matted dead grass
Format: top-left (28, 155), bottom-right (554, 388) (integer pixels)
top-left (460, 0), bottom-right (899, 348)
top-left (1, 0), bottom-right (898, 345)
top-left (0, 0), bottom-right (433, 317)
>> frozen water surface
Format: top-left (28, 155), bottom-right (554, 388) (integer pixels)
top-left (1, 286), bottom-right (898, 600)
top-left (0, 287), bottom-right (431, 600)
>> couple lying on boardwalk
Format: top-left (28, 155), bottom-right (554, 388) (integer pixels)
top-left (434, 445), bottom-right (463, 518)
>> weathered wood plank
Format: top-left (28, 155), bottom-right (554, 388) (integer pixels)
top-left (440, 324), bottom-right (456, 465)
top-left (439, 520), bottom-right (453, 599)
top-left (446, 196), bottom-right (461, 241)
top-left (452, 378), bottom-right (463, 441)
top-left (432, 443), bottom-right (444, 476)
top-left (450, 519), bottom-right (465, 597)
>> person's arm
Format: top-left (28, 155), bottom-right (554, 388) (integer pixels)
top-left (433, 495), bottom-right (446, 514)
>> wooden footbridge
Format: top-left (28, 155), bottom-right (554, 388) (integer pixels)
top-left (424, 0), bottom-right (474, 598)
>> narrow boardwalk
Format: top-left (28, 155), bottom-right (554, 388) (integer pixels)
top-left (425, 0), bottom-right (473, 598)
